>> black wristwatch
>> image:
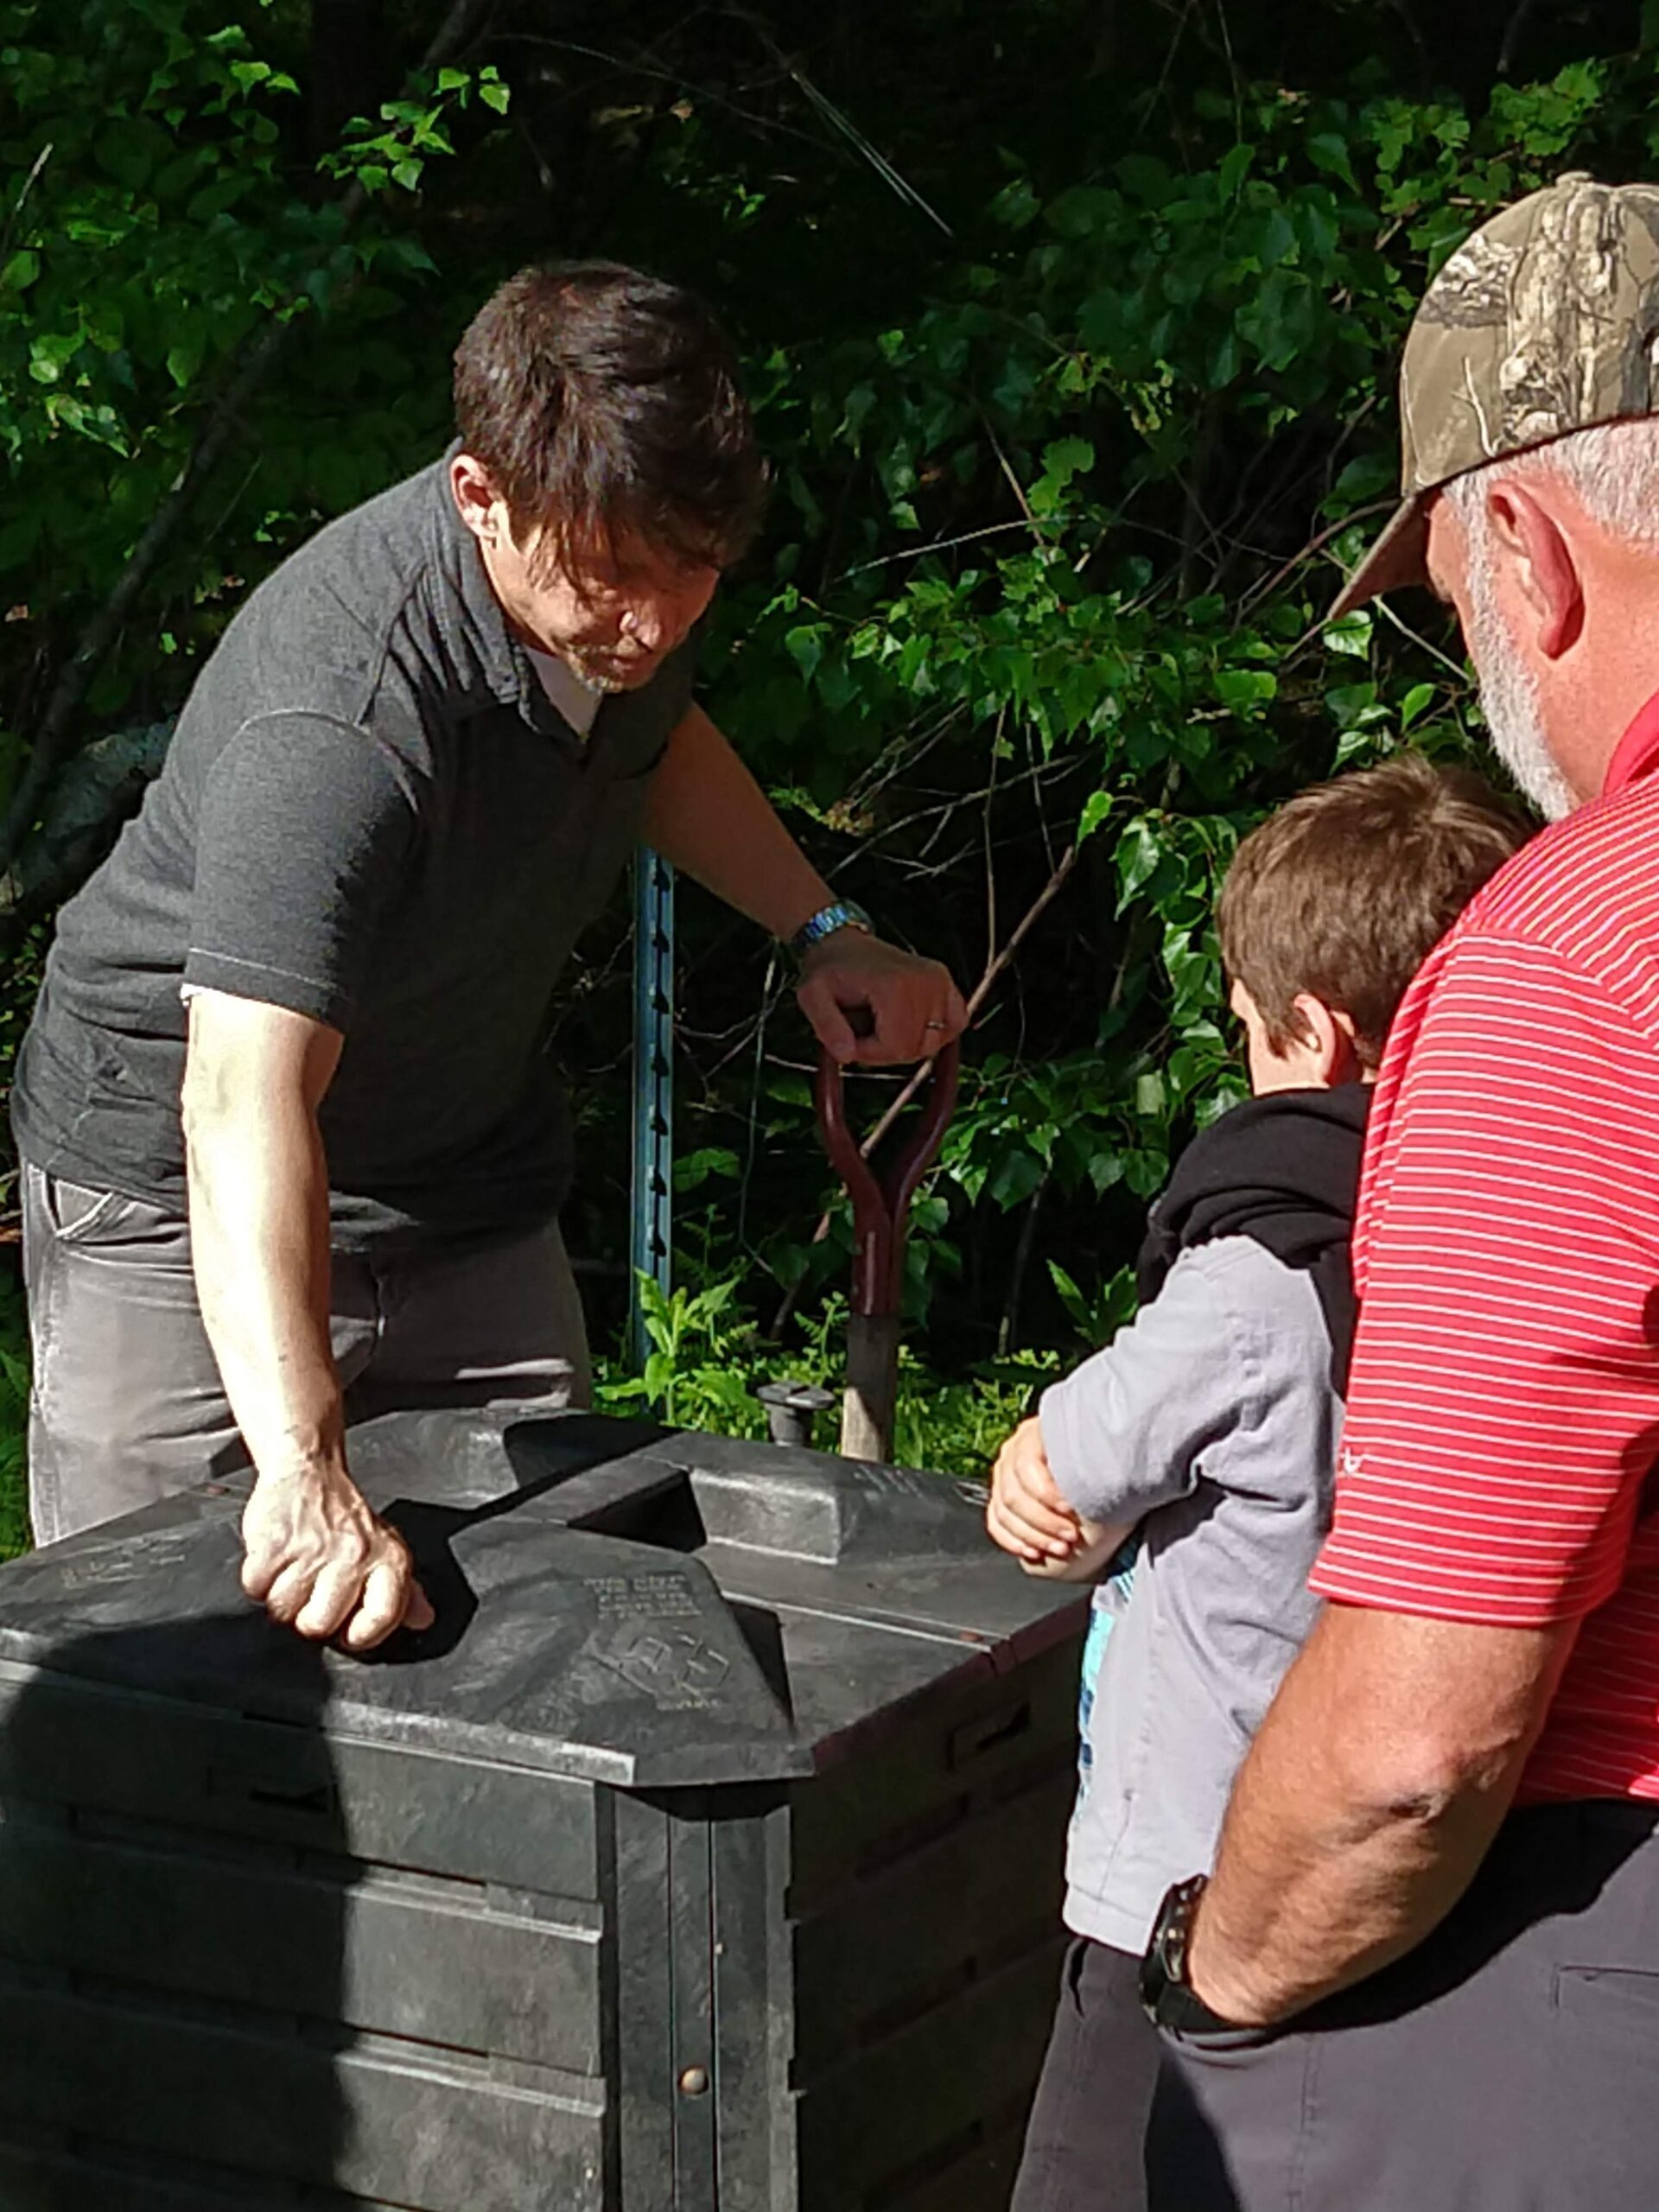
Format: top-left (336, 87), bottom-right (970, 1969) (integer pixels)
top-left (1139, 1875), bottom-right (1239, 2036)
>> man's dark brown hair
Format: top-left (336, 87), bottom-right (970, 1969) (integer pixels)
top-left (453, 261), bottom-right (766, 575)
top-left (1217, 752), bottom-right (1531, 1070)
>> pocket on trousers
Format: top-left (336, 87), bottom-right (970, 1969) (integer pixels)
top-left (40, 1173), bottom-right (133, 1245)
top-left (1554, 1963), bottom-right (1659, 2033)
top-left (1157, 2018), bottom-right (1279, 2057)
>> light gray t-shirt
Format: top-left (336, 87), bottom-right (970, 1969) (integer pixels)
top-left (1039, 1234), bottom-right (1341, 1954)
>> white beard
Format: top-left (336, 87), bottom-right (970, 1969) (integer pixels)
top-left (1461, 544), bottom-right (1578, 822)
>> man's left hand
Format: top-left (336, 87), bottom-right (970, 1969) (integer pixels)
top-left (797, 931), bottom-right (967, 1065)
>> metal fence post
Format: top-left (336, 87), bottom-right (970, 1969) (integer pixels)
top-left (629, 849), bottom-right (676, 1371)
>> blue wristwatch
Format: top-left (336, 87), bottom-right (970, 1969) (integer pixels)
top-left (789, 899), bottom-right (874, 959)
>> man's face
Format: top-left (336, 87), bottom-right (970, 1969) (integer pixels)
top-left (450, 454), bottom-right (721, 691)
top-left (489, 522), bottom-right (721, 692)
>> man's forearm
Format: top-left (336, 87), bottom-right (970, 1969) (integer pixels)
top-left (181, 992), bottom-right (426, 1648)
top-left (1189, 1690), bottom-right (1505, 2023)
top-left (1188, 1605), bottom-right (1573, 2025)
top-left (644, 703), bottom-right (831, 940)
top-left (185, 1087), bottom-right (346, 1484)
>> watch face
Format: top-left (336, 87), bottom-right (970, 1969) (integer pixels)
top-left (1141, 1880), bottom-right (1192, 2024)
top-left (1165, 1912), bottom-right (1191, 1987)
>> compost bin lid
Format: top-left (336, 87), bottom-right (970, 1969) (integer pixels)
top-left (0, 1410), bottom-right (1086, 1789)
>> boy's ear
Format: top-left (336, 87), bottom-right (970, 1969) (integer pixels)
top-left (1289, 993), bottom-right (1362, 1086)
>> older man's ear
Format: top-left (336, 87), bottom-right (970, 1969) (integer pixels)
top-left (1484, 477), bottom-right (1585, 660)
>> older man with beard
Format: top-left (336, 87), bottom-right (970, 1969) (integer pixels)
top-left (1135, 175), bottom-right (1659, 2209)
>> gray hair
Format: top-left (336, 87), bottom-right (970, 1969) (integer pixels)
top-left (1442, 415), bottom-right (1659, 548)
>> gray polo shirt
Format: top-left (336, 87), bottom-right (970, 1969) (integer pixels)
top-left (10, 455), bottom-right (700, 1255)
top-left (1039, 1234), bottom-right (1341, 1955)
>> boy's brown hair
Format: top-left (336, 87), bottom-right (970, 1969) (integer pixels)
top-left (1217, 753), bottom-right (1531, 1070)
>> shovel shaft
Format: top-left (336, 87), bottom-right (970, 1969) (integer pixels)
top-left (839, 1312), bottom-right (902, 1463)
top-left (814, 1040), bottom-right (960, 1465)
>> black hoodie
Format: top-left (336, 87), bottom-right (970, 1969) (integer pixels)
top-left (1135, 1084), bottom-right (1371, 1395)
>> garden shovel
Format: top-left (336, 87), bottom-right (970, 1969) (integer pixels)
top-left (813, 1039), bottom-right (960, 1462)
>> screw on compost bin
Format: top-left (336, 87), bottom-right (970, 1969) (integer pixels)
top-left (678, 2065), bottom-right (709, 2096)
top-left (755, 1380), bottom-right (836, 1449)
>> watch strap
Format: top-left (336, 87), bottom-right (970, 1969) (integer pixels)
top-left (789, 899), bottom-right (874, 958)
top-left (1141, 1874), bottom-right (1226, 2033)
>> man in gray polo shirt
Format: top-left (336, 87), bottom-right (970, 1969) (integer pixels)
top-left (10, 261), bottom-right (964, 1650)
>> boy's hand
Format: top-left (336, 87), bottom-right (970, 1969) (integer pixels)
top-left (1020, 1520), bottom-right (1123, 1583)
top-left (987, 1415), bottom-right (1083, 1565)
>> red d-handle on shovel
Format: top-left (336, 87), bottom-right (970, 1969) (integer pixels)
top-left (813, 1038), bottom-right (960, 1463)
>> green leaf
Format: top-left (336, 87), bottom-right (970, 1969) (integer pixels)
top-left (1398, 682), bottom-right (1436, 730)
top-left (1322, 610), bottom-right (1373, 659)
top-left (1114, 816), bottom-right (1164, 910)
top-left (391, 157), bottom-right (423, 192)
top-left (785, 624), bottom-right (824, 683)
top-left (1327, 452), bottom-right (1395, 510)
top-left (1306, 132), bottom-right (1357, 190)
top-left (165, 327), bottom-right (207, 388)
top-left (1205, 327), bottom-right (1241, 388)
top-left (1214, 667), bottom-right (1277, 710)
top-left (1217, 142), bottom-right (1255, 200)
top-left (674, 1147), bottom-right (741, 1192)
top-left (1325, 680), bottom-right (1380, 725)
top-left (480, 74), bottom-right (511, 115)
top-left (1, 251), bottom-right (40, 293)
top-left (1046, 1259), bottom-right (1090, 1332)
top-left (1077, 789), bottom-right (1114, 842)
top-left (988, 1145), bottom-right (1044, 1209)
top-left (29, 330), bottom-right (81, 385)
top-left (1335, 723), bottom-right (1388, 767)
top-left (1028, 436), bottom-right (1095, 518)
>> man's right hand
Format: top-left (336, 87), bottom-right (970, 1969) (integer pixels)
top-left (241, 1464), bottom-right (435, 1651)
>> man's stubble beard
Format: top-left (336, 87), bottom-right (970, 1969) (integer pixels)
top-left (1461, 536), bottom-right (1578, 823)
top-left (559, 642), bottom-right (660, 695)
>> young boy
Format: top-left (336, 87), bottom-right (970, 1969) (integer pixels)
top-left (991, 753), bottom-right (1530, 2212)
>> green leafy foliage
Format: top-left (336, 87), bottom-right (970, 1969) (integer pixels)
top-left (592, 1272), bottom-right (1059, 1480)
top-left (4, 3), bottom-right (1656, 1497)
top-left (0, 0), bottom-right (496, 772)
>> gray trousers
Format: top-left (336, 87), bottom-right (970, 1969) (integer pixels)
top-left (21, 1161), bottom-right (590, 1547)
top-left (1149, 1800), bottom-right (1659, 2212)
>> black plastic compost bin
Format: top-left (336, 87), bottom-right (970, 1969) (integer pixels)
top-left (0, 1410), bottom-right (1088, 2212)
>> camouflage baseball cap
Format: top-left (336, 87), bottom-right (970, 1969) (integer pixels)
top-left (1331, 174), bottom-right (1659, 620)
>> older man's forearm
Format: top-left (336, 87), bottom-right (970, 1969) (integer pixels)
top-left (1188, 1727), bottom-right (1503, 2024)
top-left (1185, 1605), bottom-right (1571, 2025)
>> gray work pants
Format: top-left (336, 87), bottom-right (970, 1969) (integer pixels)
top-left (20, 1161), bottom-right (590, 1547)
top-left (1148, 1799), bottom-right (1659, 2212)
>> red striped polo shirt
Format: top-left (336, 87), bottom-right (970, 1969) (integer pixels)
top-left (1313, 696), bottom-right (1659, 1802)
